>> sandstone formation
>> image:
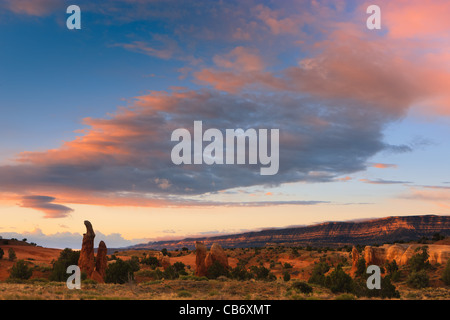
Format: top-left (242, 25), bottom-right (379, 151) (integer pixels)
top-left (205, 243), bottom-right (229, 270)
top-left (363, 243), bottom-right (450, 266)
top-left (95, 241), bottom-right (108, 278)
top-left (157, 252), bottom-right (171, 270)
top-left (195, 242), bottom-right (228, 277)
top-left (78, 220), bottom-right (96, 277)
top-left (350, 246), bottom-right (360, 276)
top-left (195, 241), bottom-right (208, 277)
top-left (77, 220), bottom-right (107, 283)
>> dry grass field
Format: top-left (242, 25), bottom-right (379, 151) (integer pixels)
top-left (1, 242), bottom-right (450, 300)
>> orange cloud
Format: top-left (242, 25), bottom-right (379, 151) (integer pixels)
top-left (371, 163), bottom-right (398, 169)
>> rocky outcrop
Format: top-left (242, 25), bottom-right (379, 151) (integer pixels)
top-left (363, 244), bottom-right (450, 266)
top-left (205, 243), bottom-right (229, 270)
top-left (157, 252), bottom-right (171, 270)
top-left (195, 242), bottom-right (228, 277)
top-left (77, 220), bottom-right (107, 283)
top-left (95, 241), bottom-right (108, 278)
top-left (350, 246), bottom-right (360, 276)
top-left (195, 241), bottom-right (208, 277)
top-left (130, 215), bottom-right (450, 250)
top-left (78, 220), bottom-right (96, 277)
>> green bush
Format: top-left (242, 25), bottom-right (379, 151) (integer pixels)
top-left (283, 271), bottom-right (291, 282)
top-left (9, 260), bottom-right (33, 280)
top-left (207, 261), bottom-right (229, 279)
top-left (249, 265), bottom-right (275, 281)
top-left (442, 259), bottom-right (450, 286)
top-left (325, 265), bottom-right (354, 294)
top-left (407, 270), bottom-right (429, 289)
top-left (408, 246), bottom-right (431, 272)
top-left (308, 262), bottom-right (330, 286)
top-left (291, 281), bottom-right (313, 294)
top-left (105, 258), bottom-right (139, 284)
top-left (49, 248), bottom-right (80, 282)
top-left (355, 258), bottom-right (366, 277)
top-left (229, 266), bottom-right (252, 281)
top-left (8, 248), bottom-right (16, 261)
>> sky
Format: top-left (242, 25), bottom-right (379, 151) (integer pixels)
top-left (0, 0), bottom-right (450, 249)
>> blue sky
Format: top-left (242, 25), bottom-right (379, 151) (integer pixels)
top-left (0, 0), bottom-right (449, 249)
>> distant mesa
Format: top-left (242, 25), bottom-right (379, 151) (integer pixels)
top-left (127, 215), bottom-right (450, 250)
top-left (78, 220), bottom-right (107, 283)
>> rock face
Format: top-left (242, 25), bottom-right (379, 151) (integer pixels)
top-left (363, 244), bottom-right (450, 266)
top-left (130, 215), bottom-right (450, 250)
top-left (78, 220), bottom-right (96, 277)
top-left (195, 242), bottom-right (228, 277)
top-left (350, 246), bottom-right (360, 276)
top-left (77, 220), bottom-right (107, 283)
top-left (157, 252), bottom-right (171, 270)
top-left (95, 241), bottom-right (108, 278)
top-left (195, 241), bottom-right (208, 277)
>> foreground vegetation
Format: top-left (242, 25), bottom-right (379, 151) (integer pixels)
top-left (1, 235), bottom-right (450, 300)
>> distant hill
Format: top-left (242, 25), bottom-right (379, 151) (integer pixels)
top-left (126, 215), bottom-right (450, 250)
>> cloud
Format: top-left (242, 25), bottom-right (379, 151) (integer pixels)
top-left (371, 163), bottom-right (398, 169)
top-left (0, 228), bottom-right (145, 249)
top-left (1, 0), bottom-right (449, 211)
top-left (360, 179), bottom-right (411, 185)
top-left (2, 0), bottom-right (62, 16)
top-left (20, 195), bottom-right (74, 218)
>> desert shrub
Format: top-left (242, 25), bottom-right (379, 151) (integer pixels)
top-left (407, 270), bottom-right (429, 289)
top-left (141, 256), bottom-right (159, 268)
top-left (177, 290), bottom-right (192, 298)
top-left (249, 265), bottom-right (275, 281)
top-left (0, 248), bottom-right (4, 260)
top-left (49, 248), bottom-right (81, 282)
top-left (385, 260), bottom-right (401, 282)
top-left (163, 265), bottom-right (179, 280)
top-left (291, 281), bottom-right (313, 294)
top-left (355, 275), bottom-right (400, 299)
top-left (283, 271), bottom-right (291, 282)
top-left (408, 246), bottom-right (431, 272)
top-left (355, 258), bottom-right (366, 277)
top-left (207, 261), bottom-right (229, 279)
top-left (308, 262), bottom-right (330, 286)
top-left (325, 265), bottom-right (354, 294)
top-left (173, 262), bottom-right (187, 275)
top-left (105, 258), bottom-right (139, 284)
top-left (9, 260), bottom-right (33, 280)
top-left (8, 248), bottom-right (16, 261)
top-left (283, 262), bottom-right (293, 269)
top-left (442, 259), bottom-right (450, 286)
top-left (229, 266), bottom-right (252, 281)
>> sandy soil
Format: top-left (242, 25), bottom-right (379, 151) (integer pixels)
top-left (0, 245), bottom-right (61, 280)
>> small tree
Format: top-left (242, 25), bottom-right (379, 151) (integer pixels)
top-left (207, 261), bottom-right (229, 279)
top-left (408, 246), bottom-right (430, 272)
top-left (283, 271), bottom-right (291, 282)
top-left (325, 265), bottom-right (355, 294)
top-left (9, 260), bottom-right (33, 280)
top-left (355, 258), bottom-right (366, 277)
top-left (407, 270), bottom-right (429, 289)
top-left (8, 248), bottom-right (16, 261)
top-left (49, 248), bottom-right (80, 282)
top-left (441, 259), bottom-right (450, 286)
top-left (105, 258), bottom-right (137, 284)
